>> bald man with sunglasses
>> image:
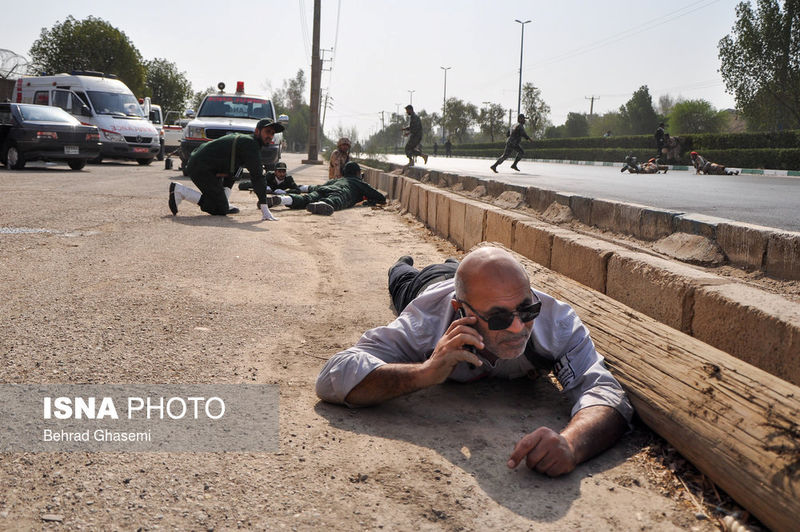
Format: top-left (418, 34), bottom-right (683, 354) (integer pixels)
top-left (316, 246), bottom-right (632, 477)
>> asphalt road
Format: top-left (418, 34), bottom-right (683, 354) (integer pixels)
top-left (383, 154), bottom-right (800, 232)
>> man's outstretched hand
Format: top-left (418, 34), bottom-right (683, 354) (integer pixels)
top-left (507, 427), bottom-right (577, 477)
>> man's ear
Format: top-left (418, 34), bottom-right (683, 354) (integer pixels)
top-left (450, 299), bottom-right (461, 312)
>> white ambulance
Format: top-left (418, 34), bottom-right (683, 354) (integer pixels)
top-left (15, 71), bottom-right (161, 165)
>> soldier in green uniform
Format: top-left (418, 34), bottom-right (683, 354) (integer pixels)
top-left (272, 161), bottom-right (386, 216)
top-left (238, 161), bottom-right (308, 194)
top-left (168, 118), bottom-right (283, 220)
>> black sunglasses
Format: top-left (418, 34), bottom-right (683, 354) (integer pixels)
top-left (458, 293), bottom-right (541, 331)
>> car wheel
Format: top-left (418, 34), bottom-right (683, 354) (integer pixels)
top-left (68, 159), bottom-right (87, 171)
top-left (5, 143), bottom-right (26, 170)
top-left (137, 158), bottom-right (154, 166)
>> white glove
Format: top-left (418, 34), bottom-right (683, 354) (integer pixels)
top-left (265, 186), bottom-right (273, 193)
top-left (260, 204), bottom-right (278, 221)
top-left (299, 185), bottom-right (309, 192)
top-left (273, 188), bottom-right (286, 195)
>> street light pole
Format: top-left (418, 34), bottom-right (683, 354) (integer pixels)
top-left (440, 66), bottom-right (451, 142)
top-left (514, 19), bottom-right (531, 117)
top-left (408, 90), bottom-right (415, 106)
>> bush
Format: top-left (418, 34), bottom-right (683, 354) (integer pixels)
top-left (450, 130), bottom-right (800, 170)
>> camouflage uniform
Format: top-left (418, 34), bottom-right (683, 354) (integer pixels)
top-left (691, 152), bottom-right (738, 175)
top-left (328, 149), bottom-right (350, 179)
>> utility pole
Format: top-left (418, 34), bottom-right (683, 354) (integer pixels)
top-left (440, 67), bottom-right (451, 142)
top-left (508, 108), bottom-right (513, 131)
top-left (321, 93), bottom-right (334, 134)
top-left (395, 103), bottom-right (401, 116)
top-left (585, 95), bottom-right (599, 115)
top-left (408, 89), bottom-right (415, 106)
top-left (303, 0), bottom-right (323, 164)
top-left (380, 111), bottom-right (385, 131)
top-left (515, 19), bottom-right (531, 117)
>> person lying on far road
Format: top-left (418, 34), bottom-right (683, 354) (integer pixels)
top-left (316, 246), bottom-right (632, 477)
top-left (168, 118), bottom-right (283, 221)
top-left (690, 151), bottom-right (740, 175)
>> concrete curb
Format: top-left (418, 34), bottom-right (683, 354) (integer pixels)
top-left (393, 164), bottom-right (800, 281)
top-left (363, 167), bottom-right (800, 387)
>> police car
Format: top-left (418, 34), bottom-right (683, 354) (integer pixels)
top-left (179, 81), bottom-right (288, 172)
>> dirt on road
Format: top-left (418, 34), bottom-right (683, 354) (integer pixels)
top-left (0, 154), bottom-right (728, 530)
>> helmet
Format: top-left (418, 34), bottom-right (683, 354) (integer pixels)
top-left (518, 113), bottom-right (526, 122)
top-left (690, 151), bottom-right (698, 157)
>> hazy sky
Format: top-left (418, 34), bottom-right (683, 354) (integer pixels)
top-left (3, 0), bottom-right (740, 140)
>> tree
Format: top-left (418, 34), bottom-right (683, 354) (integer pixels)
top-left (29, 16), bottom-right (146, 95)
top-left (619, 85), bottom-right (658, 134)
top-left (441, 98), bottom-right (478, 143)
top-left (657, 94), bottom-right (677, 116)
top-left (272, 70), bottom-right (310, 152)
top-left (588, 111), bottom-right (627, 137)
top-left (667, 99), bottom-right (727, 134)
top-left (144, 58), bottom-right (192, 113)
top-left (564, 112), bottom-right (590, 138)
top-left (521, 84), bottom-right (551, 139)
top-left (719, 0), bottom-right (800, 130)
top-left (478, 103), bottom-right (506, 142)
top-left (190, 87), bottom-right (216, 112)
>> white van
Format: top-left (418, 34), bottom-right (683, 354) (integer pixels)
top-left (15, 71), bottom-right (161, 165)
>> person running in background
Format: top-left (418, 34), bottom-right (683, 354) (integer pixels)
top-left (490, 113), bottom-right (531, 173)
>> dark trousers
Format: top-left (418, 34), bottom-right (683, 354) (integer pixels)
top-left (189, 165), bottom-right (235, 215)
top-left (493, 143), bottom-right (524, 167)
top-left (388, 261), bottom-right (458, 315)
top-left (405, 134), bottom-right (424, 159)
top-left (287, 186), bottom-right (350, 211)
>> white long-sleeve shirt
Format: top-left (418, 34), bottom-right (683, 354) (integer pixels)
top-left (316, 279), bottom-right (633, 422)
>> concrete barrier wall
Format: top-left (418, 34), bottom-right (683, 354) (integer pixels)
top-left (380, 163), bottom-right (800, 279)
top-left (375, 169), bottom-right (800, 386)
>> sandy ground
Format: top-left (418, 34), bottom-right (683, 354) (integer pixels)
top-left (0, 153), bottom-right (725, 530)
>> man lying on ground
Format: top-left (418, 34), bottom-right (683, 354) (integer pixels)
top-left (316, 246), bottom-right (632, 477)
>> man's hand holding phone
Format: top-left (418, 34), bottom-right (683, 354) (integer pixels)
top-left (420, 308), bottom-right (484, 386)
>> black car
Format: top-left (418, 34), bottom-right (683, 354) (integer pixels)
top-left (0, 103), bottom-right (101, 170)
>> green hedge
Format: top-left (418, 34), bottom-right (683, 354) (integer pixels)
top-left (449, 129), bottom-right (800, 170)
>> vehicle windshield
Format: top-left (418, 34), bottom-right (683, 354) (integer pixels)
top-left (18, 105), bottom-right (81, 124)
top-left (149, 109), bottom-right (162, 124)
top-left (198, 96), bottom-right (274, 120)
top-left (87, 91), bottom-right (145, 118)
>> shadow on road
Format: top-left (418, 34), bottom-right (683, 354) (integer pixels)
top-left (314, 377), bottom-right (635, 523)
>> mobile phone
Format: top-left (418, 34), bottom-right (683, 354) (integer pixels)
top-left (457, 308), bottom-right (477, 356)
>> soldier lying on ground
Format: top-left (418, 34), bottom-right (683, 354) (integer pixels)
top-left (316, 246), bottom-right (632, 477)
top-left (269, 161), bottom-right (385, 216)
top-left (690, 151), bottom-right (740, 175)
top-left (620, 155), bottom-right (668, 174)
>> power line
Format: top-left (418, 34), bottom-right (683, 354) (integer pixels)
top-left (525, 0), bottom-right (723, 71)
top-left (298, 0), bottom-right (311, 58)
